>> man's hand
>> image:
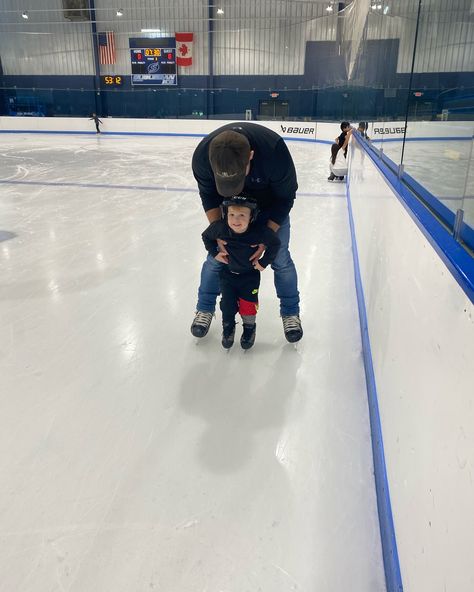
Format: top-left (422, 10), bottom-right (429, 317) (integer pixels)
top-left (253, 260), bottom-right (265, 271)
top-left (215, 251), bottom-right (228, 264)
top-left (249, 244), bottom-right (265, 263)
top-left (267, 219), bottom-right (280, 233)
top-left (216, 238), bottom-right (228, 256)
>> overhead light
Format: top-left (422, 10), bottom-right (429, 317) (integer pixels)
top-left (116, 9), bottom-right (123, 17)
top-left (377, 4), bottom-right (382, 8)
top-left (21, 11), bottom-right (28, 19)
top-left (141, 28), bottom-right (161, 32)
top-left (383, 5), bottom-right (389, 14)
top-left (217, 8), bottom-right (224, 15)
top-left (326, 5), bottom-right (333, 12)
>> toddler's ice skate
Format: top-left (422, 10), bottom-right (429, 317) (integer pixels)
top-left (222, 322), bottom-right (236, 349)
top-left (240, 323), bottom-right (256, 350)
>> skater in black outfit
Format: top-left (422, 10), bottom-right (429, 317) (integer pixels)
top-left (335, 121), bottom-right (353, 156)
top-left (202, 195), bottom-right (280, 350)
top-left (328, 121), bottom-right (353, 181)
top-left (89, 113), bottom-right (102, 134)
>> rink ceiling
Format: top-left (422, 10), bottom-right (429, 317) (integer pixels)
top-left (0, 134), bottom-right (386, 591)
top-left (0, 0), bottom-right (472, 76)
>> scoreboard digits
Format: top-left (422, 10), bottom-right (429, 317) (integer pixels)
top-left (130, 47), bottom-right (177, 86)
top-left (103, 76), bottom-right (122, 86)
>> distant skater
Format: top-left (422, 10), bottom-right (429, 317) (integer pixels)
top-left (357, 122), bottom-right (370, 140)
top-left (335, 121), bottom-right (353, 157)
top-left (89, 113), bottom-right (102, 134)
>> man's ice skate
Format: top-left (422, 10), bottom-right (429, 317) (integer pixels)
top-left (282, 315), bottom-right (303, 343)
top-left (191, 311), bottom-right (214, 338)
top-left (222, 322), bottom-right (236, 349)
top-left (240, 323), bottom-right (256, 350)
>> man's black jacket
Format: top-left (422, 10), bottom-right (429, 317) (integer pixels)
top-left (192, 122), bottom-right (298, 225)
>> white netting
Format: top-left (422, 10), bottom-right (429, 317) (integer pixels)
top-left (342, 0), bottom-right (371, 80)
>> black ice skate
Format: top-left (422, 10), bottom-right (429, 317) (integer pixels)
top-left (240, 323), bottom-right (256, 350)
top-left (191, 311), bottom-right (213, 338)
top-left (282, 315), bottom-right (303, 343)
top-left (222, 322), bottom-right (236, 349)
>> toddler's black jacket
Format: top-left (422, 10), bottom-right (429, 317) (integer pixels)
top-left (202, 220), bottom-right (281, 274)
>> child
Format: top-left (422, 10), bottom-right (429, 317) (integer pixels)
top-left (201, 195), bottom-right (281, 350)
top-left (328, 143), bottom-right (348, 182)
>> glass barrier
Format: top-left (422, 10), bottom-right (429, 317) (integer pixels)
top-left (400, 1), bottom-right (474, 229)
top-left (460, 138), bottom-right (474, 246)
top-left (342, 0), bottom-right (474, 253)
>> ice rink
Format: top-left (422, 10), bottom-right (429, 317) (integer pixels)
top-left (0, 134), bottom-right (386, 591)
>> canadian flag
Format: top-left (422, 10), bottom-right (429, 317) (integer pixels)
top-left (175, 32), bottom-right (193, 67)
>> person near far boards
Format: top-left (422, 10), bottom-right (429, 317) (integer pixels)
top-left (89, 113), bottom-right (102, 134)
top-left (335, 121), bottom-right (353, 157)
top-left (328, 143), bottom-right (348, 182)
top-left (357, 122), bottom-right (370, 140)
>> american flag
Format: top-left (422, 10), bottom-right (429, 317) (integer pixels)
top-left (98, 31), bottom-right (116, 64)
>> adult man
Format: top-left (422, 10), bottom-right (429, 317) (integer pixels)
top-left (191, 122), bottom-right (303, 343)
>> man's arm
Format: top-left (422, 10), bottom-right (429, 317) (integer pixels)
top-left (266, 139), bottom-right (298, 225)
top-left (258, 229), bottom-right (281, 268)
top-left (201, 222), bottom-right (221, 256)
top-left (192, 143), bottom-right (223, 214)
top-left (266, 219), bottom-right (280, 232)
top-left (205, 207), bottom-right (221, 224)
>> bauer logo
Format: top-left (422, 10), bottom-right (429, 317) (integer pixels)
top-left (280, 125), bottom-right (315, 135)
top-left (373, 127), bottom-right (406, 135)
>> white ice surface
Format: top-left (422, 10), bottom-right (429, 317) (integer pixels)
top-left (0, 134), bottom-right (385, 592)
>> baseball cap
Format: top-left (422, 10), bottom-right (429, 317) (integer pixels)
top-left (209, 130), bottom-right (251, 197)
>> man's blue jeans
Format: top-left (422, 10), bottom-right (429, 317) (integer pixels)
top-left (196, 217), bottom-right (300, 316)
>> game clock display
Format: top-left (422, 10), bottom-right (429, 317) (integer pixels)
top-left (130, 48), bottom-right (177, 86)
top-left (102, 76), bottom-right (123, 86)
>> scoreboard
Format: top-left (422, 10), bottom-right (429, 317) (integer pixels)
top-left (130, 47), bottom-right (177, 86)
